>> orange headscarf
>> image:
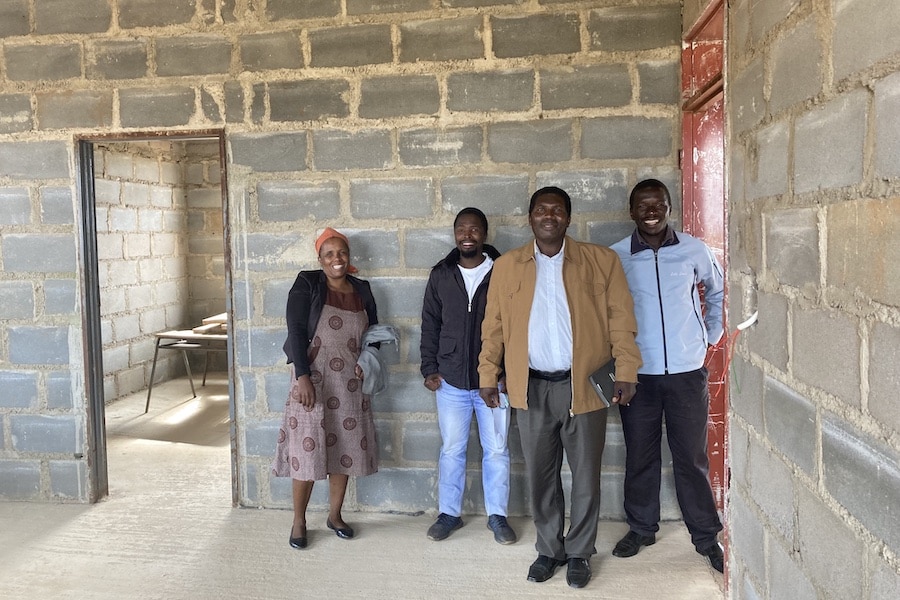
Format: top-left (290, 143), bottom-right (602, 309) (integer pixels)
top-left (315, 227), bottom-right (358, 273)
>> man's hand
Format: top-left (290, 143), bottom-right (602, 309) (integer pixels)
top-left (612, 381), bottom-right (637, 406)
top-left (480, 387), bottom-right (500, 408)
top-left (423, 373), bottom-right (443, 392)
top-left (294, 374), bottom-right (316, 408)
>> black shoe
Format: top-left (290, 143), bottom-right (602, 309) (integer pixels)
top-left (289, 525), bottom-right (307, 549)
top-left (486, 514), bottom-right (517, 545)
top-left (426, 513), bottom-right (463, 541)
top-left (566, 557), bottom-right (592, 589)
top-left (698, 542), bottom-right (724, 573)
top-left (526, 555), bottom-right (566, 583)
top-left (612, 530), bottom-right (657, 557)
top-left (326, 518), bottom-right (354, 539)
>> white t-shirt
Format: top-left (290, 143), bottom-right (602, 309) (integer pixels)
top-left (457, 254), bottom-right (493, 304)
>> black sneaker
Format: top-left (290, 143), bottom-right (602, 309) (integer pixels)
top-left (427, 513), bottom-right (463, 541)
top-left (698, 541), bottom-right (725, 573)
top-left (486, 514), bottom-right (517, 545)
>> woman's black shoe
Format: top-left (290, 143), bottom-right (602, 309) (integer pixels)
top-left (326, 519), bottom-right (354, 539)
top-left (289, 525), bottom-right (308, 549)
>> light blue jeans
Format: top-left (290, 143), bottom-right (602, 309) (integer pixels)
top-left (436, 381), bottom-right (511, 517)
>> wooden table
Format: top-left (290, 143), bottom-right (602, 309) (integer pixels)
top-left (145, 329), bottom-right (227, 414)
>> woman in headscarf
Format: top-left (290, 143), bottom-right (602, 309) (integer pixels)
top-left (273, 228), bottom-right (379, 549)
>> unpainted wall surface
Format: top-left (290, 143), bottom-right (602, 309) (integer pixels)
top-left (0, 0), bottom-right (684, 520)
top-left (726, 0), bottom-right (900, 597)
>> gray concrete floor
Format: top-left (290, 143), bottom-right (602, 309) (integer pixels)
top-left (0, 375), bottom-right (724, 599)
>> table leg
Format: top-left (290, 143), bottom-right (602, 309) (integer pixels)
top-left (181, 350), bottom-right (197, 398)
top-left (145, 339), bottom-right (162, 414)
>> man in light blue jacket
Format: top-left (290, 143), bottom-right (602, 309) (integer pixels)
top-left (609, 179), bottom-right (725, 573)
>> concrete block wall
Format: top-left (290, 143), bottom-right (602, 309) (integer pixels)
top-left (0, 0), bottom-right (683, 513)
top-left (726, 0), bottom-right (900, 597)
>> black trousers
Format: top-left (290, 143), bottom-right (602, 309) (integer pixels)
top-left (516, 376), bottom-right (607, 560)
top-left (619, 368), bottom-right (722, 549)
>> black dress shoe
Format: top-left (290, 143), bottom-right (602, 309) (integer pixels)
top-left (698, 542), bottom-right (724, 573)
top-left (289, 525), bottom-right (307, 549)
top-left (526, 555), bottom-right (565, 583)
top-left (566, 557), bottom-right (592, 589)
top-left (326, 518), bottom-right (355, 539)
top-left (612, 530), bottom-right (656, 557)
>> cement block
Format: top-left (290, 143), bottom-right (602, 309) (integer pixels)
top-left (156, 35), bottom-right (231, 77)
top-left (730, 57), bottom-right (765, 134)
top-left (747, 436), bottom-right (794, 539)
top-left (359, 75), bottom-right (440, 119)
top-left (264, 371), bottom-right (291, 413)
top-left (869, 322), bottom-right (900, 433)
top-left (730, 420), bottom-right (751, 489)
top-left (491, 13), bottom-right (580, 58)
top-left (0, 186), bottom-right (30, 225)
top-left (398, 127), bottom-right (482, 167)
top-left (355, 467), bottom-right (435, 511)
top-left (797, 485), bottom-right (866, 597)
top-left (11, 415), bottom-right (80, 453)
top-left (871, 559), bottom-right (900, 600)
top-left (350, 178), bottom-right (433, 219)
top-left (268, 80), bottom-right (350, 122)
top-left (441, 175), bottom-right (530, 218)
top-left (0, 141), bottom-right (69, 180)
top-left (50, 460), bottom-right (88, 500)
top-left (44, 279), bottom-right (78, 315)
top-left (822, 416), bottom-right (900, 552)
top-left (749, 0), bottom-right (799, 43)
top-left (588, 5), bottom-right (680, 52)
top-left (763, 377), bottom-right (816, 475)
top-left (746, 291), bottom-right (788, 370)
top-left (403, 229), bottom-right (453, 269)
top-left (399, 16), bottom-right (483, 62)
top-left (540, 65), bottom-right (631, 110)
top-left (266, 0), bottom-right (340, 20)
top-left (239, 31), bottom-right (302, 71)
top-left (35, 0), bottom-right (111, 34)
top-left (224, 81), bottom-right (244, 123)
top-left (586, 221), bottom-right (634, 247)
top-left (446, 70), bottom-right (534, 112)
top-left (119, 87), bottom-right (195, 128)
top-left (638, 60), bottom-right (679, 104)
top-left (0, 0), bottom-right (28, 37)
top-left (768, 535), bottom-right (817, 600)
top-left (36, 90), bottom-right (114, 130)
top-left (5, 43), bottom-right (81, 81)
top-left (793, 308), bottom-right (860, 406)
top-left (347, 0), bottom-right (430, 14)
top-left (47, 371), bottom-right (73, 410)
top-left (2, 234), bottom-right (76, 273)
top-left (256, 180), bottom-right (340, 222)
top-left (309, 24), bottom-right (392, 68)
top-left (875, 71), bottom-right (900, 178)
top-left (582, 117), bottom-right (672, 159)
top-left (0, 370), bottom-right (38, 408)
top-left (749, 120), bottom-right (789, 199)
top-left (728, 490), bottom-right (766, 583)
top-left (365, 370), bottom-right (427, 413)
top-left (729, 355), bottom-right (764, 431)
top-left (0, 461), bottom-right (41, 500)
top-left (491, 225), bottom-right (535, 254)
top-left (40, 187), bottom-right (73, 225)
top-left (765, 208), bottom-right (819, 288)
top-left (312, 129), bottom-right (392, 171)
top-left (487, 119), bottom-right (573, 164)
top-left (535, 169), bottom-right (627, 213)
top-left (400, 421), bottom-right (440, 462)
top-left (0, 281), bottom-right (34, 319)
top-left (87, 39), bottom-right (148, 79)
top-left (0, 94), bottom-right (32, 133)
top-left (231, 133), bottom-right (308, 172)
top-left (235, 233), bottom-right (303, 272)
top-left (244, 420), bottom-right (280, 457)
top-left (794, 89), bottom-right (867, 194)
top-left (370, 277), bottom-right (427, 320)
top-left (345, 230), bottom-right (401, 271)
top-left (118, 0), bottom-right (195, 28)
top-left (833, 0), bottom-right (900, 81)
top-left (827, 198), bottom-right (900, 307)
top-left (234, 327), bottom-right (285, 368)
top-left (769, 18), bottom-right (822, 116)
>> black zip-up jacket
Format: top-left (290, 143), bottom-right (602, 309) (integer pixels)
top-left (283, 270), bottom-right (378, 379)
top-left (420, 244), bottom-right (501, 391)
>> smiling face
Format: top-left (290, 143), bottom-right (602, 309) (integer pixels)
top-left (317, 237), bottom-right (351, 281)
top-left (630, 186), bottom-right (671, 247)
top-left (454, 213), bottom-right (487, 262)
top-left (528, 192), bottom-right (570, 255)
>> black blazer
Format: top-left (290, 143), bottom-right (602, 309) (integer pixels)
top-left (283, 270), bottom-right (378, 379)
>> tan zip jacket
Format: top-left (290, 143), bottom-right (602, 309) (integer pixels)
top-left (478, 236), bottom-right (642, 415)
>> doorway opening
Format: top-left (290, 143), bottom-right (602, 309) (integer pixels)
top-left (76, 131), bottom-right (236, 504)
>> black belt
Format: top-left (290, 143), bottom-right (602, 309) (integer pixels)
top-left (529, 368), bottom-right (571, 382)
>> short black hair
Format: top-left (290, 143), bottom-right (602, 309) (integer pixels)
top-left (454, 206), bottom-right (488, 233)
top-left (529, 186), bottom-right (571, 216)
top-left (629, 179), bottom-right (671, 210)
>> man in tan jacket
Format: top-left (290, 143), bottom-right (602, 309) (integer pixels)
top-left (479, 186), bottom-right (641, 589)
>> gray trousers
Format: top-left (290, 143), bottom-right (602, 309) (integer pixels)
top-left (516, 377), bottom-right (608, 560)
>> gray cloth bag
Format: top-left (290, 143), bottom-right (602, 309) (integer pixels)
top-left (357, 324), bottom-right (400, 395)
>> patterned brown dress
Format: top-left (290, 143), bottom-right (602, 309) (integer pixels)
top-left (273, 289), bottom-right (378, 481)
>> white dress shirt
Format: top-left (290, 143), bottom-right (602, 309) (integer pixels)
top-left (528, 241), bottom-right (573, 371)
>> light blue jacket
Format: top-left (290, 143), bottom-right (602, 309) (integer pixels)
top-left (611, 228), bottom-right (724, 375)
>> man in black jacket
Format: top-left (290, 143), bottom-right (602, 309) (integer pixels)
top-left (420, 207), bottom-right (516, 545)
